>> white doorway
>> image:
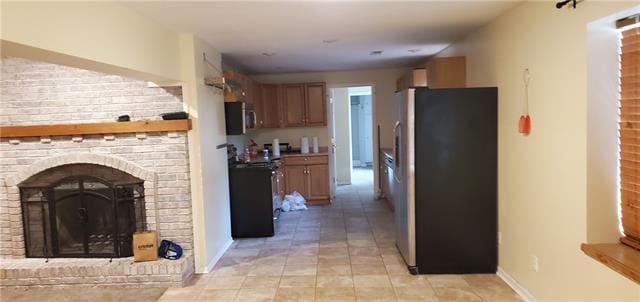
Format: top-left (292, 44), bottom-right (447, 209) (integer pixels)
top-left (329, 85), bottom-right (374, 187)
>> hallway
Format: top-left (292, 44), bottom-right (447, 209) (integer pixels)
top-left (159, 173), bottom-right (521, 301)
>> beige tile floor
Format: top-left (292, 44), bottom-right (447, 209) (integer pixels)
top-left (159, 168), bottom-right (522, 302)
top-left (1, 169), bottom-right (521, 302)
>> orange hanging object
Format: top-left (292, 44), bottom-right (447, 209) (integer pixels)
top-left (519, 69), bottom-right (532, 136)
top-left (518, 114), bottom-right (531, 135)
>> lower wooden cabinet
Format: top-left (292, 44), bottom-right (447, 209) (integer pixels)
top-left (284, 165), bottom-right (306, 196)
top-left (283, 155), bottom-right (330, 204)
top-left (306, 164), bottom-right (329, 201)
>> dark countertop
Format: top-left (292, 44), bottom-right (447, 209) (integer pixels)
top-left (232, 147), bottom-right (329, 165)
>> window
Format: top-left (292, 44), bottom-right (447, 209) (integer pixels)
top-left (619, 25), bottom-right (640, 250)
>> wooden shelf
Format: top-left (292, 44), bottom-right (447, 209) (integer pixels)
top-left (0, 120), bottom-right (192, 138)
top-left (581, 243), bottom-right (640, 284)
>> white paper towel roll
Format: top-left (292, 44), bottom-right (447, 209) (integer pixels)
top-left (272, 138), bottom-right (280, 157)
top-left (312, 137), bottom-right (319, 153)
top-left (301, 137), bottom-right (309, 154)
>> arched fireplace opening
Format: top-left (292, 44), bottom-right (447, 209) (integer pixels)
top-left (19, 164), bottom-right (145, 258)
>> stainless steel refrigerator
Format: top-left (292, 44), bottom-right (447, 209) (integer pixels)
top-left (393, 87), bottom-right (497, 274)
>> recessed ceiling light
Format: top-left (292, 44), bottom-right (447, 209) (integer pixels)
top-left (323, 39), bottom-right (339, 44)
top-left (262, 52), bottom-right (277, 57)
top-left (408, 49), bottom-right (421, 53)
top-left (369, 50), bottom-right (384, 56)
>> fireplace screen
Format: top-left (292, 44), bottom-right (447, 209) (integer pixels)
top-left (20, 176), bottom-right (145, 258)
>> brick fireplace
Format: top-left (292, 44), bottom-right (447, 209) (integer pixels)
top-left (0, 57), bottom-right (196, 288)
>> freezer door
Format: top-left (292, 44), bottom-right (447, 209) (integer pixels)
top-left (394, 89), bottom-right (416, 267)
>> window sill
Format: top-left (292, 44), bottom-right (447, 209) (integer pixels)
top-left (581, 243), bottom-right (640, 284)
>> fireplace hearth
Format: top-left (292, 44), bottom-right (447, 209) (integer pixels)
top-left (19, 165), bottom-right (145, 258)
top-left (1, 56), bottom-right (195, 288)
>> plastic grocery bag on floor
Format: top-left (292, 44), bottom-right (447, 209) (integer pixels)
top-left (282, 191), bottom-right (308, 211)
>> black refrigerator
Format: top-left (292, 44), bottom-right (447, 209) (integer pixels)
top-left (393, 87), bottom-right (497, 274)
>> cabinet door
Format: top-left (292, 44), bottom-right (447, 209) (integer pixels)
top-left (282, 84), bottom-right (306, 127)
top-left (426, 56), bottom-right (466, 89)
top-left (306, 164), bottom-right (330, 202)
top-left (305, 83), bottom-right (327, 126)
top-left (285, 165), bottom-right (307, 197)
top-left (261, 84), bottom-right (281, 128)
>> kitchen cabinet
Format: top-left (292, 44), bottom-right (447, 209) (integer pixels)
top-left (425, 56), bottom-right (466, 89)
top-left (282, 155), bottom-right (330, 204)
top-left (222, 72), bottom-right (326, 129)
top-left (307, 164), bottom-right (329, 201)
top-left (261, 84), bottom-right (281, 128)
top-left (396, 68), bottom-right (427, 92)
top-left (304, 83), bottom-right (327, 126)
top-left (223, 70), bottom-right (247, 102)
top-left (282, 84), bottom-right (306, 127)
top-left (284, 165), bottom-right (305, 197)
top-left (282, 83), bottom-right (327, 127)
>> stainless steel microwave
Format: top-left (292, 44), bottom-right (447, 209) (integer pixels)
top-left (224, 102), bottom-right (256, 135)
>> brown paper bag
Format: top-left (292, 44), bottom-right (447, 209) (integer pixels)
top-left (133, 231), bottom-right (158, 262)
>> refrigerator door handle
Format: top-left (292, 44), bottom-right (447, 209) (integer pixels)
top-left (393, 121), bottom-right (402, 183)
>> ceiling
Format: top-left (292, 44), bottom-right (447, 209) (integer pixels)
top-left (124, 1), bottom-right (520, 75)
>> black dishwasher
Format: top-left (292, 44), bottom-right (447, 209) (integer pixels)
top-left (228, 160), bottom-right (282, 238)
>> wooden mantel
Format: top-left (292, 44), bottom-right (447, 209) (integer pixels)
top-left (0, 120), bottom-right (192, 138)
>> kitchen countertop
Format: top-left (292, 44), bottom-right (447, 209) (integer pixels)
top-left (279, 149), bottom-right (329, 157)
top-left (233, 147), bottom-right (329, 164)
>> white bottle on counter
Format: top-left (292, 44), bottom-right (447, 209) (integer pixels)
top-left (301, 137), bottom-right (310, 154)
top-left (312, 137), bottom-right (319, 153)
top-left (272, 138), bottom-right (280, 157)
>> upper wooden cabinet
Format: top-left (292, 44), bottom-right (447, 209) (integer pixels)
top-left (280, 82), bottom-right (327, 128)
top-left (223, 70), bottom-right (247, 102)
top-left (282, 84), bottom-right (306, 127)
top-left (396, 68), bottom-right (427, 92)
top-left (425, 56), bottom-right (466, 89)
top-left (260, 84), bottom-right (281, 128)
top-left (222, 69), bottom-right (326, 129)
top-left (305, 83), bottom-right (327, 126)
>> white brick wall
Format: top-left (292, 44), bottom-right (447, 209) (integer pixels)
top-left (0, 57), bottom-right (194, 262)
top-left (1, 57), bottom-right (184, 125)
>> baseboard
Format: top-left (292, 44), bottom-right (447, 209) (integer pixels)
top-left (202, 238), bottom-right (234, 273)
top-left (497, 267), bottom-right (536, 302)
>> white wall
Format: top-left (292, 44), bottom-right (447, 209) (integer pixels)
top-left (333, 87), bottom-right (352, 185)
top-left (437, 2), bottom-right (640, 300)
top-left (0, 2), bottom-right (182, 82)
top-left (180, 35), bottom-right (233, 273)
top-left (248, 127), bottom-right (329, 149)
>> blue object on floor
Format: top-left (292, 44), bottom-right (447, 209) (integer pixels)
top-left (158, 240), bottom-right (183, 260)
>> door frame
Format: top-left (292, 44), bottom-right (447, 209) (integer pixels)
top-left (327, 83), bottom-right (378, 197)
